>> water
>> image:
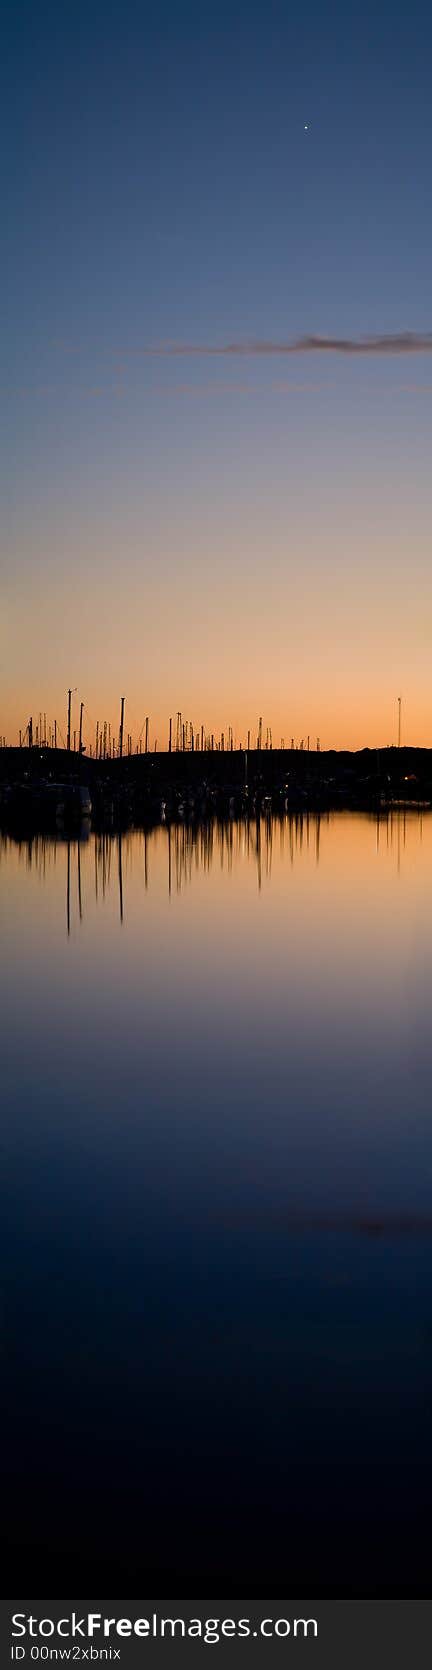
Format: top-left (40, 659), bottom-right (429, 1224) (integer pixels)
top-left (2, 813), bottom-right (432, 1594)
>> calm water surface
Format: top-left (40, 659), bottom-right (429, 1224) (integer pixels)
top-left (2, 813), bottom-right (432, 1592)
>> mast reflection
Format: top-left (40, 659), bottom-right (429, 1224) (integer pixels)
top-left (0, 808), bottom-right (427, 937)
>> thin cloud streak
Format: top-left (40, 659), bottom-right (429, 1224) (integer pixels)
top-left (119, 331), bottom-right (432, 358)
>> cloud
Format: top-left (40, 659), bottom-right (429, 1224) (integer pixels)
top-left (119, 331), bottom-right (432, 358)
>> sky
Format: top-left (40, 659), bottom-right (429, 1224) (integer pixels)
top-left (1, 0), bottom-right (432, 750)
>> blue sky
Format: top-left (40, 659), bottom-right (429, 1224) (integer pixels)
top-left (2, 0), bottom-right (432, 746)
top-left (3, 0), bottom-right (432, 350)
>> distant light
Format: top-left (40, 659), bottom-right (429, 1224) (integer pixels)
top-left (304, 124), bottom-right (309, 131)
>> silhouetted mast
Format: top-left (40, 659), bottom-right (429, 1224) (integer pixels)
top-left (119, 696), bottom-right (125, 760)
top-left (67, 689), bottom-right (72, 751)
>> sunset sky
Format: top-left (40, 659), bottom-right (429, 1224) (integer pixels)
top-left (2, 0), bottom-right (432, 750)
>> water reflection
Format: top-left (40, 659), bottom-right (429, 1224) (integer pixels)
top-left (0, 807), bottom-right (425, 933)
top-left (2, 810), bottom-right (432, 1593)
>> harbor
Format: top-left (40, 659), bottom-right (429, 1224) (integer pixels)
top-left (1, 743), bottom-right (431, 831)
